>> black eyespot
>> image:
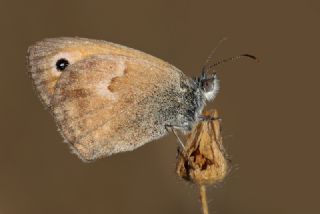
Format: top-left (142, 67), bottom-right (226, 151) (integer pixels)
top-left (56, 58), bottom-right (69, 71)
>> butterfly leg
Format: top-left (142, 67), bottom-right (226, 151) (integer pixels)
top-left (198, 115), bottom-right (221, 122)
top-left (165, 125), bottom-right (186, 150)
top-left (174, 134), bottom-right (199, 172)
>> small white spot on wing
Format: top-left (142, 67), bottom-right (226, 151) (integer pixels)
top-left (95, 58), bottom-right (126, 100)
top-left (96, 80), bottom-right (117, 100)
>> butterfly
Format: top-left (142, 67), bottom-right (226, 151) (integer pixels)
top-left (26, 37), bottom-right (255, 161)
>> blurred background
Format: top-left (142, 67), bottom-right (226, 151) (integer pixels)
top-left (1, 0), bottom-right (319, 214)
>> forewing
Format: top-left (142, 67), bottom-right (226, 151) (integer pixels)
top-left (26, 37), bottom-right (172, 108)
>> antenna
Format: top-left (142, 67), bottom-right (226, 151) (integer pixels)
top-left (207, 54), bottom-right (258, 72)
top-left (201, 39), bottom-right (258, 75)
top-left (202, 37), bottom-right (228, 73)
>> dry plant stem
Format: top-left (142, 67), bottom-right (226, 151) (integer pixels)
top-left (199, 185), bottom-right (209, 214)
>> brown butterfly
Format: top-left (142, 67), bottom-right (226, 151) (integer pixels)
top-left (26, 37), bottom-right (255, 161)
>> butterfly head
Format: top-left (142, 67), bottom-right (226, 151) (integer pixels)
top-left (197, 71), bottom-right (219, 102)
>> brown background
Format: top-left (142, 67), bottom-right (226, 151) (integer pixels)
top-left (0, 0), bottom-right (319, 214)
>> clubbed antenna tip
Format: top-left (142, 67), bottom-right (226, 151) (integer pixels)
top-left (207, 53), bottom-right (259, 71)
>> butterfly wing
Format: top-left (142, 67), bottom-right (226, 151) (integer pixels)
top-left (27, 37), bottom-right (184, 161)
top-left (27, 37), bottom-right (175, 108)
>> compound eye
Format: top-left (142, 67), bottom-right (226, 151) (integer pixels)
top-left (56, 58), bottom-right (69, 71)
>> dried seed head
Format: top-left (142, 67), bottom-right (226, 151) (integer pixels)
top-left (176, 109), bottom-right (229, 185)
